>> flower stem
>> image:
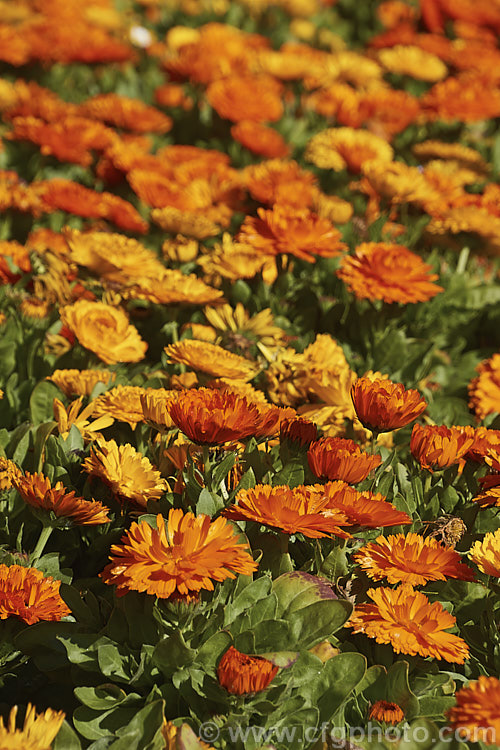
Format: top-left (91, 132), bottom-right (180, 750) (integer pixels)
top-left (30, 525), bottom-right (54, 563)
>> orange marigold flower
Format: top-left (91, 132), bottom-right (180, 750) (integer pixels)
top-left (60, 300), bottom-right (147, 365)
top-left (351, 377), bottom-right (427, 433)
top-left (0, 240), bottom-right (31, 285)
top-left (410, 424), bottom-right (476, 471)
top-left (369, 700), bottom-right (405, 725)
top-left (280, 417), bottom-right (318, 447)
top-left (447, 676), bottom-right (500, 745)
top-left (238, 205), bottom-right (347, 263)
top-left (308, 437), bottom-right (381, 483)
top-left (0, 703), bottom-right (65, 747)
top-left (165, 340), bottom-right (258, 381)
top-left (217, 646), bottom-right (279, 695)
top-left (243, 159), bottom-right (318, 208)
top-left (422, 73), bottom-right (500, 122)
top-left (83, 439), bottom-right (167, 508)
top-left (322, 481), bottom-right (412, 528)
top-left (0, 564), bottom-right (71, 625)
top-left (80, 93), bottom-right (172, 133)
top-left (353, 532), bottom-right (475, 585)
top-left (337, 243), bottom-right (443, 304)
top-left (100, 509), bottom-right (257, 598)
top-left (468, 528), bottom-right (500, 577)
top-left (468, 353), bottom-right (500, 420)
top-left (154, 83), bottom-right (193, 110)
top-left (206, 74), bottom-right (284, 123)
top-left (349, 584), bottom-right (469, 663)
top-left (223, 484), bottom-right (351, 539)
top-left (474, 474), bottom-right (500, 508)
top-left (13, 471), bottom-right (111, 526)
top-left (231, 121), bottom-right (290, 159)
top-left (168, 388), bottom-right (262, 445)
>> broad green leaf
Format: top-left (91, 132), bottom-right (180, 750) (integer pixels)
top-left (288, 599), bottom-right (353, 648)
top-left (313, 652), bottom-right (367, 723)
top-left (29, 380), bottom-right (61, 425)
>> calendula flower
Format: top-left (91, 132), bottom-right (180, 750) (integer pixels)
top-left (162, 722), bottom-right (213, 749)
top-left (80, 93), bottom-right (172, 133)
top-left (351, 377), bottom-right (427, 433)
top-left (378, 44), bottom-right (447, 81)
top-left (0, 703), bottom-right (65, 748)
top-left (422, 73), bottom-right (500, 122)
top-left (122, 269), bottom-right (223, 306)
top-left (322, 481), bottom-right (412, 528)
top-left (19, 297), bottom-right (51, 319)
top-left (168, 388), bottom-right (262, 445)
top-left (197, 234), bottom-right (277, 286)
top-left (468, 353), bottom-right (500, 420)
top-left (447, 676), bottom-right (500, 745)
top-left (413, 140), bottom-right (489, 173)
top-left (48, 369), bottom-right (115, 397)
top-left (204, 303), bottom-right (286, 350)
top-left (151, 207), bottom-right (221, 239)
top-left (280, 417), bottom-right (318, 447)
top-left (140, 389), bottom-right (176, 430)
top-left (0, 457), bottom-right (22, 491)
top-left (305, 127), bottom-right (393, 173)
top-left (165, 340), bottom-right (258, 381)
top-left (83, 440), bottom-right (167, 508)
top-left (223, 484), bottom-right (351, 539)
top-left (60, 300), bottom-right (147, 365)
top-left (0, 240), bottom-right (31, 285)
top-left (468, 529), bottom-right (500, 577)
top-left (206, 74), bottom-right (283, 123)
top-left (308, 437), bottom-right (381, 483)
top-left (410, 424), bottom-right (476, 471)
top-left (369, 700), bottom-right (405, 725)
top-left (217, 646), bottom-right (279, 695)
top-left (238, 205), bottom-right (347, 263)
top-left (337, 243), bottom-right (443, 304)
top-left (53, 397), bottom-right (114, 442)
top-left (101, 509), bottom-right (257, 598)
top-left (243, 158), bottom-right (317, 208)
top-left (349, 585), bottom-right (469, 663)
top-left (473, 474), bottom-right (500, 508)
top-left (0, 564), bottom-right (71, 624)
top-left (92, 386), bottom-right (149, 429)
top-left (231, 120), bottom-right (289, 158)
top-left (354, 533), bottom-right (475, 585)
top-left (13, 471), bottom-right (111, 526)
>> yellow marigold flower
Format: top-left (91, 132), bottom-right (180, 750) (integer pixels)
top-left (183, 323), bottom-right (217, 342)
top-left (65, 229), bottom-right (165, 284)
top-left (60, 300), bottom-right (147, 365)
top-left (447, 676), bottom-right (500, 746)
top-left (360, 160), bottom-right (445, 215)
top-left (305, 127), bottom-right (393, 173)
top-left (13, 471), bottom-right (111, 526)
top-left (469, 529), bottom-right (500, 577)
top-left (0, 564), bottom-right (71, 625)
top-left (165, 340), bottom-right (258, 381)
top-left (354, 533), bottom-right (475, 586)
top-left (0, 703), bottom-right (65, 748)
top-left (83, 439), bottom-right (167, 509)
top-left (20, 297), bottom-right (51, 319)
top-left (197, 233), bottom-right (278, 286)
top-left (53, 397), bottom-right (114, 442)
top-left (151, 207), bottom-right (221, 239)
top-left (48, 368), bottom-right (115, 398)
top-left (0, 457), bottom-right (22, 491)
top-left (92, 385), bottom-right (148, 429)
top-left (204, 303), bottom-right (286, 349)
top-left (162, 236), bottom-right (199, 263)
top-left (100, 509), bottom-right (257, 598)
top-left (427, 207), bottom-right (500, 255)
top-left (413, 140), bottom-right (489, 174)
top-left (468, 353), bottom-right (500, 420)
top-left (122, 269), bottom-right (223, 306)
top-left (140, 389), bottom-right (176, 430)
top-left (378, 45), bottom-right (447, 82)
top-left (162, 721), bottom-right (213, 749)
top-left (312, 191), bottom-right (353, 224)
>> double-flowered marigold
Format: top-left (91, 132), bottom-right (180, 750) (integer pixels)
top-left (307, 437), bottom-right (381, 483)
top-left (447, 676), bottom-right (500, 746)
top-left (165, 340), bottom-right (258, 381)
top-left (48, 368), bottom-right (115, 397)
top-left (337, 243), bottom-right (443, 304)
top-left (13, 472), bottom-right (111, 526)
top-left (349, 585), bottom-right (469, 663)
top-left (351, 377), bottom-right (427, 433)
top-left (231, 121), bottom-right (290, 159)
top-left (468, 529), bottom-right (500, 577)
top-left (238, 205), bottom-right (347, 263)
top-left (168, 388), bottom-right (262, 445)
top-left (206, 74), bottom-right (284, 123)
top-left (322, 481), bottom-right (412, 528)
top-left (217, 646), bottom-right (279, 695)
top-left (83, 440), bottom-right (167, 508)
top-left (354, 533), bottom-right (475, 585)
top-left (100, 510), bottom-right (257, 598)
top-left (60, 300), bottom-right (147, 365)
top-left (0, 703), bottom-right (65, 749)
top-left (305, 127), bottom-right (394, 173)
top-left (0, 564), bottom-right (71, 625)
top-left (410, 424), bottom-right (476, 471)
top-left (223, 484), bottom-right (351, 539)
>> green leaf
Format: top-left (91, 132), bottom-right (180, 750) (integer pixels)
top-left (385, 661), bottom-right (419, 719)
top-left (108, 700), bottom-right (165, 750)
top-left (313, 652), bottom-right (367, 723)
top-left (195, 631), bottom-right (232, 670)
top-left (272, 460), bottom-right (305, 488)
top-left (418, 695), bottom-right (456, 719)
top-left (196, 488), bottom-right (222, 516)
top-left (273, 571), bottom-right (339, 617)
top-left (75, 685), bottom-right (128, 711)
top-left (53, 720), bottom-right (82, 750)
top-left (288, 599), bottom-right (353, 648)
top-left (29, 380), bottom-right (61, 425)
top-left (223, 576), bottom-right (271, 626)
top-left (212, 451), bottom-right (236, 490)
top-left (153, 630), bottom-right (196, 674)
